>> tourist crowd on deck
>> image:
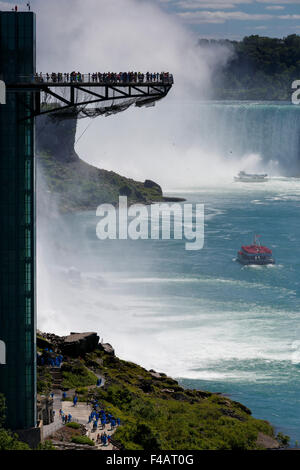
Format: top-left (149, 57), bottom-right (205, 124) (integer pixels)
top-left (34, 71), bottom-right (173, 84)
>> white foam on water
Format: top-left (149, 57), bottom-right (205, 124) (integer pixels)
top-left (37, 101), bottom-right (300, 385)
top-left (38, 249), bottom-right (299, 381)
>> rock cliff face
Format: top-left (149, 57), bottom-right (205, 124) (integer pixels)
top-left (63, 332), bottom-right (100, 357)
top-left (36, 114), bottom-right (183, 212)
top-left (36, 115), bottom-right (79, 164)
top-left (37, 331), bottom-right (100, 358)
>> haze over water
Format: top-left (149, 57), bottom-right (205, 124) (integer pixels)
top-left (38, 102), bottom-right (300, 444)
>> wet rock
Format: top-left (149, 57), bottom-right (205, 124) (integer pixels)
top-left (98, 343), bottom-right (115, 356)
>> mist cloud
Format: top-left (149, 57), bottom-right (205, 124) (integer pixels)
top-left (29, 0), bottom-right (234, 188)
top-left (32, 0), bottom-right (229, 98)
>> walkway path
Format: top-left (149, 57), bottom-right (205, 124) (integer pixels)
top-left (42, 368), bottom-right (108, 446)
top-left (62, 401), bottom-right (117, 450)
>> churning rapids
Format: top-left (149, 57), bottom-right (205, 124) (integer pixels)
top-left (38, 102), bottom-right (300, 444)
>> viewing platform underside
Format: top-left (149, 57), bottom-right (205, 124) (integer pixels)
top-left (7, 73), bottom-right (174, 119)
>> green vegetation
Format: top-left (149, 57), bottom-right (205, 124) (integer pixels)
top-left (35, 336), bottom-right (285, 450)
top-left (37, 366), bottom-right (53, 394)
top-left (276, 432), bottom-right (290, 448)
top-left (61, 360), bottom-right (98, 389)
top-left (201, 35), bottom-right (300, 100)
top-left (0, 394), bottom-right (30, 450)
top-left (66, 422), bottom-right (81, 430)
top-left (38, 150), bottom-right (165, 212)
top-left (71, 435), bottom-right (95, 446)
top-left (0, 428), bottom-right (31, 450)
top-left (79, 351), bottom-right (278, 450)
top-left (37, 440), bottom-right (55, 450)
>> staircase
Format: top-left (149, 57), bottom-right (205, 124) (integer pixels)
top-left (49, 367), bottom-right (63, 390)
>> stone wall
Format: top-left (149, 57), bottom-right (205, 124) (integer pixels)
top-left (37, 395), bottom-right (54, 426)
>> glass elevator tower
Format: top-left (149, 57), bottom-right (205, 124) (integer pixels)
top-left (0, 11), bottom-right (36, 430)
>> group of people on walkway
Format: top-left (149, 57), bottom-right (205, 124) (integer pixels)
top-left (59, 409), bottom-right (72, 424)
top-left (34, 71), bottom-right (173, 85)
top-left (37, 348), bottom-right (63, 367)
top-left (96, 432), bottom-right (112, 447)
top-left (89, 408), bottom-right (120, 430)
top-left (88, 398), bottom-right (121, 438)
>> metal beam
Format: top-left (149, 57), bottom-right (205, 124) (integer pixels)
top-left (74, 86), bottom-right (106, 100)
top-left (7, 80), bottom-right (173, 119)
top-left (44, 86), bottom-right (71, 106)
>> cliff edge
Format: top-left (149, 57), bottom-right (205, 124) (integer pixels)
top-left (36, 114), bottom-right (184, 212)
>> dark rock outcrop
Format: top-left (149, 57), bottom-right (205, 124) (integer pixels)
top-left (37, 335), bottom-right (54, 350)
top-left (37, 330), bottom-right (100, 357)
top-left (232, 400), bottom-right (252, 415)
top-left (37, 331), bottom-right (64, 351)
top-left (36, 114), bottom-right (79, 164)
top-left (220, 408), bottom-right (247, 421)
top-left (61, 332), bottom-right (100, 357)
top-left (144, 179), bottom-right (162, 193)
top-left (98, 342), bottom-right (115, 356)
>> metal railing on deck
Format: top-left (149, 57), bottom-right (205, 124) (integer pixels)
top-left (16, 72), bottom-right (174, 86)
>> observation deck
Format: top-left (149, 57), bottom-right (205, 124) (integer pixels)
top-left (7, 72), bottom-right (174, 119)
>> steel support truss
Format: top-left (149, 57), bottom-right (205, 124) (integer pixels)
top-left (7, 81), bottom-right (173, 119)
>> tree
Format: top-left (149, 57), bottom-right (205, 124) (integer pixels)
top-left (206, 34), bottom-right (300, 100)
top-left (0, 393), bottom-right (30, 450)
top-left (0, 428), bottom-right (30, 450)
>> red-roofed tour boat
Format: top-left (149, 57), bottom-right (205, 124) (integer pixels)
top-left (237, 235), bottom-right (275, 265)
